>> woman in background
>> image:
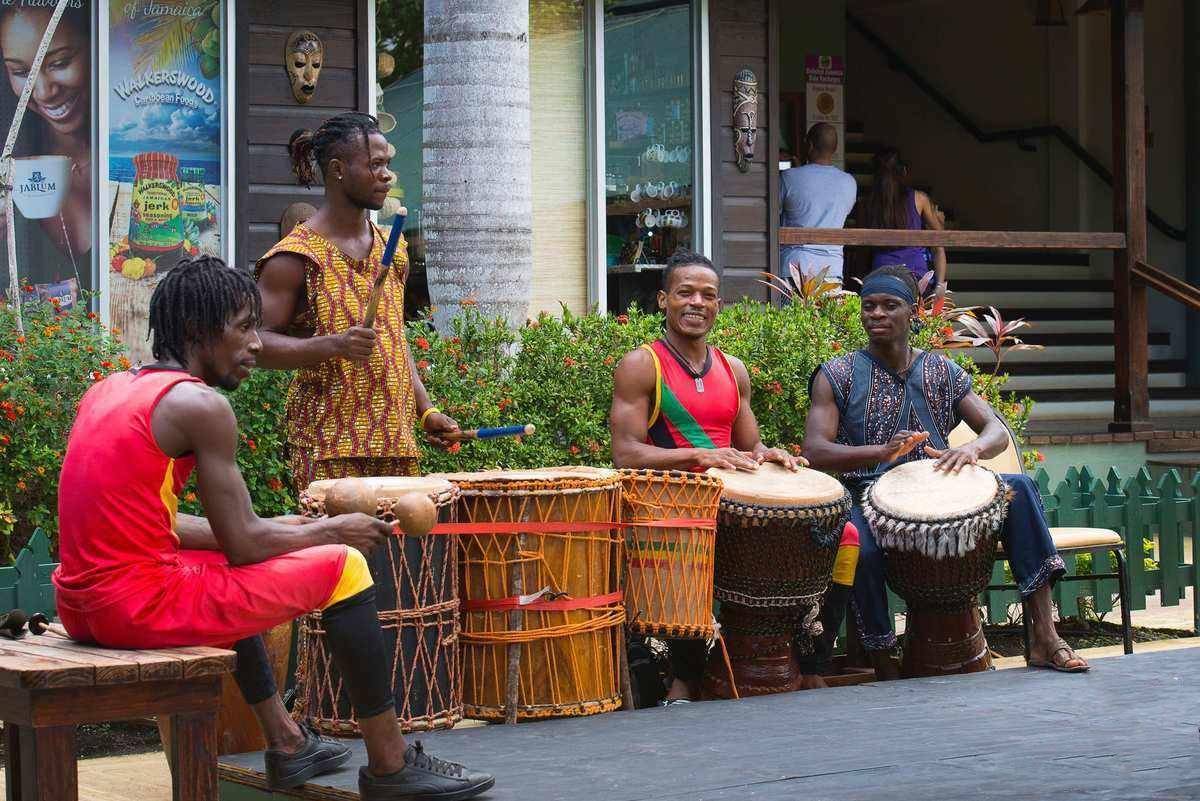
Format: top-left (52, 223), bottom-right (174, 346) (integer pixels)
top-left (0, 3), bottom-right (92, 309)
top-left (862, 147), bottom-right (946, 295)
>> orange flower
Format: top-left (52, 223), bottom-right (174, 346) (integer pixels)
top-left (90, 371), bottom-right (103, 382)
top-left (111, 326), bottom-right (121, 336)
top-left (563, 356), bottom-right (577, 368)
top-left (750, 365), bottom-right (761, 375)
top-left (940, 326), bottom-right (954, 337)
top-left (16, 480), bottom-right (26, 491)
top-left (49, 297), bottom-right (60, 308)
top-left (417, 359), bottom-right (430, 371)
top-left (457, 363), bottom-right (468, 374)
top-left (603, 356), bottom-right (615, 366)
top-left (498, 397), bottom-right (511, 411)
top-left (1036, 452), bottom-right (1046, 462)
top-left (0, 349), bottom-right (13, 362)
top-left (831, 342), bottom-right (842, 352)
top-left (788, 444), bottom-right (804, 456)
top-left (118, 355), bottom-right (131, 370)
top-left (415, 337), bottom-right (430, 351)
top-left (267, 477), bottom-right (284, 491)
top-left (448, 442), bottom-right (462, 454)
top-left (15, 336), bottom-right (24, 345)
top-left (100, 360), bottom-right (113, 369)
top-left (246, 439), bottom-right (257, 451)
top-left (185, 492), bottom-right (197, 503)
top-left (617, 314), bottom-right (629, 325)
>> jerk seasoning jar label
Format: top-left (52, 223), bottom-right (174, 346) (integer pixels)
top-left (129, 152), bottom-right (184, 260)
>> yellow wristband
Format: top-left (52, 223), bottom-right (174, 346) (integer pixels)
top-left (419, 407), bottom-right (440, 427)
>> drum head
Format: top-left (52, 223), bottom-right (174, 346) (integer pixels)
top-left (869, 461), bottom-right (999, 521)
top-left (306, 476), bottom-right (455, 501)
top-left (706, 463), bottom-right (845, 506)
top-left (435, 466), bottom-right (618, 484)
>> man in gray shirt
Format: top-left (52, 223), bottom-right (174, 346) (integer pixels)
top-left (780, 123), bottom-right (859, 281)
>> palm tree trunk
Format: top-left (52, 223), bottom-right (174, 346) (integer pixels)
top-left (423, 0), bottom-right (532, 331)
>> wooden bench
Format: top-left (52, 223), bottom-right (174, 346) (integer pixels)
top-left (948, 421), bottom-right (1134, 656)
top-left (0, 624), bottom-right (235, 801)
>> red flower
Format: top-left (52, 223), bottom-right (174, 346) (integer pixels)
top-left (415, 337), bottom-right (430, 351)
top-left (416, 359), bottom-right (430, 371)
top-left (588, 441), bottom-right (601, 454)
top-left (940, 326), bottom-right (954, 337)
top-left (87, 312), bottom-right (98, 321)
top-left (49, 297), bottom-right (60, 307)
top-left (246, 439), bottom-right (257, 451)
top-left (16, 480), bottom-right (26, 491)
top-left (15, 336), bottom-right (24, 345)
top-left (768, 380), bottom-right (783, 395)
top-left (448, 442), bottom-right (462, 454)
top-left (569, 445), bottom-right (581, 456)
top-left (100, 360), bottom-right (114, 369)
top-left (788, 444), bottom-right (803, 456)
top-left (498, 397), bottom-right (511, 411)
top-left (0, 349), bottom-right (13, 362)
top-left (450, 336), bottom-right (461, 344)
top-left (831, 342), bottom-right (842, 352)
top-left (118, 356), bottom-right (131, 370)
top-left (617, 314), bottom-right (629, 325)
top-left (89, 371), bottom-right (103, 382)
top-left (1036, 452), bottom-right (1046, 462)
top-left (267, 477), bottom-right (284, 491)
top-left (457, 363), bottom-right (468, 374)
top-left (0, 434), bottom-right (9, 446)
top-left (603, 356), bottom-right (615, 366)
top-left (563, 356), bottom-right (577, 368)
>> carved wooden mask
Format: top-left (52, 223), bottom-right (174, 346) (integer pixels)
top-left (286, 31), bottom-right (324, 104)
top-left (733, 68), bottom-right (759, 173)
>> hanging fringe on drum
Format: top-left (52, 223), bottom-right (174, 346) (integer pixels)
top-left (862, 474), bottom-right (1011, 560)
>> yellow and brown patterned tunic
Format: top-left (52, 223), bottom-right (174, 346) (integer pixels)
top-left (256, 223), bottom-right (420, 480)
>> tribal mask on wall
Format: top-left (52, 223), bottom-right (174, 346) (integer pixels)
top-left (286, 31), bottom-right (324, 104)
top-left (733, 68), bottom-right (759, 173)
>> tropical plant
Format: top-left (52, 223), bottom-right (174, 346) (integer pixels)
top-left (941, 305), bottom-right (1045, 379)
top-left (761, 264), bottom-right (847, 305)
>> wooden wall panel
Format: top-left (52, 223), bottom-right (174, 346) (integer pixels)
top-left (709, 0), bottom-right (775, 303)
top-left (236, 0), bottom-right (367, 270)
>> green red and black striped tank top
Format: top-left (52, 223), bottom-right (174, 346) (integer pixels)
top-left (643, 338), bottom-right (739, 452)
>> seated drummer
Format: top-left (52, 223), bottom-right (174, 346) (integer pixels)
top-left (802, 265), bottom-right (1089, 679)
top-left (610, 249), bottom-right (802, 705)
top-left (52, 258), bottom-right (494, 801)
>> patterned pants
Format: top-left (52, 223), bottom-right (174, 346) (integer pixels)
top-left (289, 446), bottom-right (420, 496)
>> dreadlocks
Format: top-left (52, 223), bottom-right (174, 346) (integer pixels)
top-left (288, 112), bottom-right (381, 188)
top-left (148, 256), bottom-right (262, 367)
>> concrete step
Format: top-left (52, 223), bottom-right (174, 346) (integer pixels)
top-left (953, 290), bottom-right (1112, 308)
top-left (1002, 358), bottom-right (1185, 376)
top-left (1031, 398), bottom-right (1200, 420)
top-left (969, 344), bottom-right (1175, 363)
top-left (948, 263), bottom-right (1110, 281)
top-left (1004, 372), bottom-right (1187, 392)
top-left (1010, 319), bottom-right (1112, 334)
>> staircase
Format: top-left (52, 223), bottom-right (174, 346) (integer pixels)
top-left (841, 126), bottom-right (1200, 422)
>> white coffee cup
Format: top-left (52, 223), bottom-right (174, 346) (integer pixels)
top-left (11, 156), bottom-right (71, 219)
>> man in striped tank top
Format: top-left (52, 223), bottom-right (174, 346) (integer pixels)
top-left (610, 251), bottom-right (801, 705)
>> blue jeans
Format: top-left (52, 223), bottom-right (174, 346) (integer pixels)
top-left (851, 473), bottom-right (1065, 651)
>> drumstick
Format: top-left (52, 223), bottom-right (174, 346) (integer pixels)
top-left (443, 424), bottom-right (535, 442)
top-left (362, 208), bottom-right (407, 329)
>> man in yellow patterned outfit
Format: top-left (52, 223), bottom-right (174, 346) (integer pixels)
top-left (257, 113), bottom-right (458, 491)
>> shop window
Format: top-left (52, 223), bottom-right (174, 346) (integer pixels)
top-left (603, 0), bottom-right (695, 313)
top-left (0, 1), bottom-right (95, 313)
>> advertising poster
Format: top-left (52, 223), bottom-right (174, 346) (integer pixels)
top-left (107, 0), bottom-right (222, 362)
top-left (805, 54), bottom-right (845, 170)
top-left (0, 0), bottom-right (93, 312)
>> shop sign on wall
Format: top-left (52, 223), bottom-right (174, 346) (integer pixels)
top-left (805, 54), bottom-right (845, 169)
top-left (107, 0), bottom-right (222, 362)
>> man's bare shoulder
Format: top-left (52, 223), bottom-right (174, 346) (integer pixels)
top-left (156, 379), bottom-right (233, 421)
top-left (613, 347), bottom-right (656, 393)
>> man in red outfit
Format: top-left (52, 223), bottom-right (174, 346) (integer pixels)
top-left (53, 257), bottom-right (493, 801)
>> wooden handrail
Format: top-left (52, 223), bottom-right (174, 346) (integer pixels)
top-left (779, 228), bottom-right (1126, 250)
top-left (1132, 260), bottom-right (1200, 312)
top-left (848, 12), bottom-right (1185, 243)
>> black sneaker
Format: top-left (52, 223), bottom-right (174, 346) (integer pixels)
top-left (264, 722), bottom-right (353, 790)
top-left (358, 741), bottom-right (495, 801)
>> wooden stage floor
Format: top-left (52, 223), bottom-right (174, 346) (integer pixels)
top-left (219, 649), bottom-right (1200, 801)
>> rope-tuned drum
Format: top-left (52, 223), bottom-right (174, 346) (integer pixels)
top-left (294, 476), bottom-right (463, 734)
top-left (864, 460), bottom-right (1011, 677)
top-left (701, 464), bottom-right (851, 697)
top-left (439, 467), bottom-right (625, 721)
top-left (619, 469), bottom-right (722, 639)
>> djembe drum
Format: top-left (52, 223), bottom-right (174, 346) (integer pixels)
top-left (442, 467), bottom-right (625, 721)
top-left (619, 470), bottom-right (722, 638)
top-left (293, 476), bottom-right (463, 734)
top-left (863, 460), bottom-right (1010, 678)
top-left (700, 463), bottom-right (850, 698)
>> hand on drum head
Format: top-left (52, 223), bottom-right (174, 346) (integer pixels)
top-left (693, 447), bottom-right (760, 472)
top-left (925, 443), bottom-right (980, 474)
top-left (879, 430), bottom-right (928, 462)
top-left (330, 512), bottom-right (392, 554)
top-left (755, 446), bottom-right (806, 472)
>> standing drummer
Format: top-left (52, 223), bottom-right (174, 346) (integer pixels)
top-left (255, 112), bottom-right (458, 492)
top-left (803, 265), bottom-right (1088, 678)
top-left (610, 250), bottom-right (802, 705)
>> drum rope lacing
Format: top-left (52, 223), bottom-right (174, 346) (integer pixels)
top-left (864, 471), bottom-right (1012, 560)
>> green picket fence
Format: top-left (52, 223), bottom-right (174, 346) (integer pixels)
top-left (6, 464), bottom-right (1200, 636)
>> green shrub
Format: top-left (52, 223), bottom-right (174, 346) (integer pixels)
top-left (0, 297), bottom-right (126, 560)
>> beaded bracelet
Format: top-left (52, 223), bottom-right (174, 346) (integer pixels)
top-left (419, 407), bottom-right (440, 427)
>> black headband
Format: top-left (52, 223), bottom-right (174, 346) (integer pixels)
top-left (860, 274), bottom-right (916, 305)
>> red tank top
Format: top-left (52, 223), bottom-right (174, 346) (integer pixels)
top-left (53, 369), bottom-right (202, 611)
top-left (644, 339), bottom-right (739, 453)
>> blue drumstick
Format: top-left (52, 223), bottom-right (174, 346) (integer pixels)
top-left (362, 208), bottom-right (407, 327)
top-left (445, 424), bottom-right (536, 442)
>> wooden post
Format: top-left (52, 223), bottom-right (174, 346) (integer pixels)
top-left (1110, 0), bottom-right (1151, 431)
top-left (1186, 0), bottom-right (1200, 386)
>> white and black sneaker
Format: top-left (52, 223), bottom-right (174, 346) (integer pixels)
top-left (264, 722), bottom-right (353, 790)
top-left (358, 741), bottom-right (495, 801)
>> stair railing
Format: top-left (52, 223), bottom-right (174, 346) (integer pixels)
top-left (847, 12), bottom-right (1186, 243)
top-left (1133, 260), bottom-right (1200, 312)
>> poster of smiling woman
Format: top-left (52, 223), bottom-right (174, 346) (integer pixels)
top-left (107, 0), bottom-right (221, 362)
top-left (0, 0), bottom-right (92, 313)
